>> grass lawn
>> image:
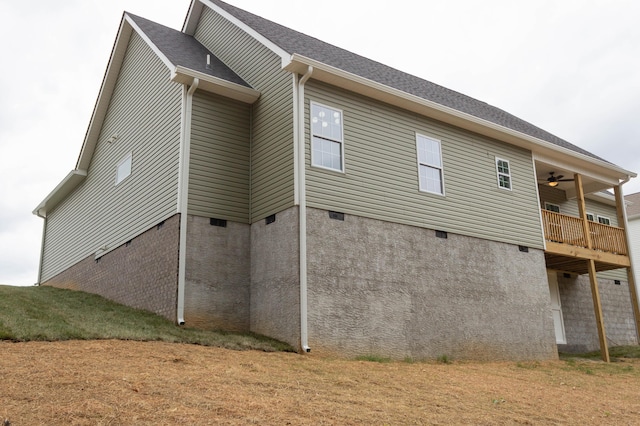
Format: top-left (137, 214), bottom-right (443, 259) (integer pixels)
top-left (0, 284), bottom-right (293, 352)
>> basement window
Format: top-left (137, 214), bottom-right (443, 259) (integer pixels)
top-left (265, 214), bottom-right (276, 225)
top-left (435, 230), bottom-right (448, 239)
top-left (328, 211), bottom-right (345, 221)
top-left (210, 218), bottom-right (227, 227)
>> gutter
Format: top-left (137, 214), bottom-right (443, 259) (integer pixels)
top-left (283, 54), bottom-right (635, 182)
top-left (296, 66), bottom-right (313, 353)
top-left (176, 78), bottom-right (199, 325)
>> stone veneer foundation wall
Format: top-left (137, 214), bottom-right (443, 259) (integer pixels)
top-left (305, 207), bottom-right (558, 361)
top-left (184, 215), bottom-right (250, 331)
top-left (250, 206), bottom-right (300, 349)
top-left (42, 214), bottom-right (180, 321)
top-left (557, 273), bottom-right (638, 353)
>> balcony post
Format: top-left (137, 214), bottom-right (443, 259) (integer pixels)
top-left (614, 185), bottom-right (640, 342)
top-left (574, 174), bottom-right (592, 249)
top-left (587, 259), bottom-right (610, 362)
top-left (576, 173), bottom-right (610, 362)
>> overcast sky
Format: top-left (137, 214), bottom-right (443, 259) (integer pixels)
top-left (1, 0), bottom-right (639, 286)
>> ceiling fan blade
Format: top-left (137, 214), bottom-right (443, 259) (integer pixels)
top-left (558, 178), bottom-right (575, 182)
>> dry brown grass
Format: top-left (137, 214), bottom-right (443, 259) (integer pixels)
top-left (2, 340), bottom-right (640, 425)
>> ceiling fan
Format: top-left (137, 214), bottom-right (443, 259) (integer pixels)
top-left (540, 172), bottom-right (574, 187)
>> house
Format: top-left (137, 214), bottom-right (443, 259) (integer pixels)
top-left (33, 0), bottom-right (639, 361)
top-left (626, 192), bottom-right (640, 293)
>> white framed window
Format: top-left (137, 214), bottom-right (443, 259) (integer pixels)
top-left (495, 158), bottom-right (512, 190)
top-left (311, 102), bottom-right (344, 172)
top-left (544, 202), bottom-right (560, 213)
top-left (586, 213), bottom-right (595, 222)
top-left (416, 133), bottom-right (444, 195)
top-left (597, 215), bottom-right (611, 225)
top-left (115, 153), bottom-right (132, 185)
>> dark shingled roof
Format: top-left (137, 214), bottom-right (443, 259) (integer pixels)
top-left (127, 13), bottom-right (250, 88)
top-left (209, 0), bottom-right (605, 162)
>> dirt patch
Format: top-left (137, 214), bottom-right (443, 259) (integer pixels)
top-left (1, 340), bottom-right (639, 425)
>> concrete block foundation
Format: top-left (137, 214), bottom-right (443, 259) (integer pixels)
top-left (305, 207), bottom-right (558, 361)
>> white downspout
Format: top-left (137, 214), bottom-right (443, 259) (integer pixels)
top-left (36, 215), bottom-right (47, 285)
top-left (618, 176), bottom-right (639, 306)
top-left (296, 66), bottom-right (313, 352)
top-left (177, 78), bottom-right (199, 325)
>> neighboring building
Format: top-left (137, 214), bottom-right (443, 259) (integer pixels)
top-left (33, 0), bottom-right (639, 361)
top-left (626, 191), bottom-right (640, 295)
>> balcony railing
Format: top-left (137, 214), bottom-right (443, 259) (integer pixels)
top-left (541, 210), bottom-right (628, 256)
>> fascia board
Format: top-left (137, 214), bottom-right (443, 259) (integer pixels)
top-left (285, 54), bottom-right (636, 183)
top-left (171, 66), bottom-right (260, 103)
top-left (182, 0), bottom-right (204, 35)
top-left (33, 170), bottom-right (87, 218)
top-left (125, 14), bottom-right (175, 71)
top-left (76, 14), bottom-right (133, 171)
top-left (196, 0), bottom-right (290, 66)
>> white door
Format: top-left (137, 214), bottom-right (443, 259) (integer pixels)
top-left (547, 271), bottom-right (567, 344)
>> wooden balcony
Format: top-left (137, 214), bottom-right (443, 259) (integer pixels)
top-left (541, 209), bottom-right (630, 274)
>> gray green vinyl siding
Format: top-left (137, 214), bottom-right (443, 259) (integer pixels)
top-left (40, 33), bottom-right (182, 282)
top-left (188, 91), bottom-right (251, 222)
top-left (539, 185), bottom-right (627, 280)
top-left (305, 81), bottom-right (544, 249)
top-left (194, 7), bottom-right (294, 223)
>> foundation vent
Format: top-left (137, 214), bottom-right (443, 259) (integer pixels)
top-left (210, 218), bottom-right (227, 227)
top-left (435, 230), bottom-right (447, 239)
top-left (518, 245), bottom-right (529, 252)
top-left (156, 221), bottom-right (165, 230)
top-left (328, 211), bottom-right (344, 221)
top-left (265, 214), bottom-right (276, 225)
top-left (615, 280), bottom-right (621, 285)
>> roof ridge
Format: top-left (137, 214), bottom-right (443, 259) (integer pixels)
top-left (208, 0), bottom-right (608, 163)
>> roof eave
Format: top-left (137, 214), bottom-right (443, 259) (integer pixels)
top-left (284, 54), bottom-right (636, 184)
top-left (33, 170), bottom-right (87, 218)
top-left (171, 66), bottom-right (260, 103)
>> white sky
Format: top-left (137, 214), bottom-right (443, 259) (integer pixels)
top-left (1, 0), bottom-right (639, 286)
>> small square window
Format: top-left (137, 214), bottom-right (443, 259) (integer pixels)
top-left (586, 213), bottom-right (595, 222)
top-left (116, 153), bottom-right (132, 185)
top-left (545, 202), bottom-right (560, 213)
top-left (597, 216), bottom-right (611, 225)
top-left (496, 158), bottom-right (511, 190)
